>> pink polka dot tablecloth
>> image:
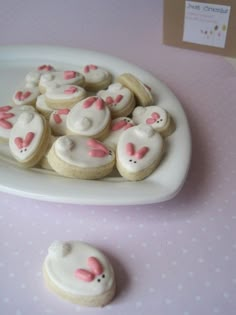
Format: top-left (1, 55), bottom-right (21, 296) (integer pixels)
top-left (0, 1), bottom-right (236, 314)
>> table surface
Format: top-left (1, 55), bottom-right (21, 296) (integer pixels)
top-left (1, 1), bottom-right (236, 315)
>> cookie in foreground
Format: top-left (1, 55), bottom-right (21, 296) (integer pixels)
top-left (43, 240), bottom-right (116, 307)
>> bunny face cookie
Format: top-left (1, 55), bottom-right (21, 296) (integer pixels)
top-left (9, 111), bottom-right (50, 168)
top-left (97, 83), bottom-right (136, 118)
top-left (116, 124), bottom-right (164, 180)
top-left (132, 105), bottom-right (175, 137)
top-left (45, 84), bottom-right (87, 109)
top-left (12, 87), bottom-right (40, 106)
top-left (80, 64), bottom-right (112, 91)
top-left (0, 105), bottom-right (35, 141)
top-left (48, 135), bottom-right (115, 179)
top-left (39, 70), bottom-right (85, 94)
top-left (43, 240), bottom-right (116, 306)
top-left (66, 96), bottom-right (111, 140)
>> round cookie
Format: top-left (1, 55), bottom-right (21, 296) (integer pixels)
top-left (97, 83), bottom-right (136, 118)
top-left (66, 96), bottom-right (111, 140)
top-left (103, 117), bottom-right (134, 151)
top-left (116, 73), bottom-right (153, 107)
top-left (132, 105), bottom-right (175, 137)
top-left (39, 70), bottom-right (85, 94)
top-left (0, 105), bottom-right (35, 142)
top-left (80, 64), bottom-right (112, 91)
top-left (9, 111), bottom-right (51, 168)
top-left (12, 86), bottom-right (40, 106)
top-left (36, 95), bottom-right (54, 119)
top-left (49, 108), bottom-right (70, 136)
top-left (45, 85), bottom-right (87, 109)
top-left (47, 135), bottom-right (115, 179)
top-left (116, 124), bottom-right (164, 181)
top-left (43, 240), bottom-right (116, 307)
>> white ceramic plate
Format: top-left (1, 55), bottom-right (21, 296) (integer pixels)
top-left (0, 45), bottom-right (191, 205)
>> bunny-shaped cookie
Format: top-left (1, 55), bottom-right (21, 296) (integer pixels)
top-left (116, 123), bottom-right (164, 180)
top-left (43, 240), bottom-right (116, 306)
top-left (48, 135), bottom-right (115, 179)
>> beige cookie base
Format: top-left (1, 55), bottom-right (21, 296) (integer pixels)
top-left (66, 119), bottom-right (111, 141)
top-left (110, 93), bottom-right (136, 119)
top-left (38, 135), bottom-right (57, 170)
top-left (84, 74), bottom-right (112, 92)
top-left (43, 263), bottom-right (116, 307)
top-left (47, 143), bottom-right (115, 179)
top-left (156, 115), bottom-right (176, 138)
top-left (45, 92), bottom-right (87, 110)
top-left (116, 73), bottom-right (153, 107)
top-left (12, 116), bottom-right (51, 168)
top-left (116, 144), bottom-right (165, 181)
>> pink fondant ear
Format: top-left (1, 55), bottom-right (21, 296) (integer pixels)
top-left (87, 257), bottom-right (103, 276)
top-left (135, 146), bottom-right (149, 159)
top-left (83, 97), bottom-right (97, 108)
top-left (53, 113), bottom-right (62, 124)
top-left (64, 71), bottom-right (76, 80)
top-left (126, 142), bottom-right (135, 156)
top-left (94, 98), bottom-right (105, 110)
top-left (75, 269), bottom-right (95, 282)
top-left (87, 138), bottom-right (109, 154)
top-left (0, 106), bottom-right (12, 112)
top-left (23, 132), bottom-right (35, 147)
top-left (106, 96), bottom-right (114, 104)
top-left (115, 94), bottom-right (123, 103)
top-left (14, 137), bottom-right (24, 149)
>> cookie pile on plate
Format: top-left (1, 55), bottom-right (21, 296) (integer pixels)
top-left (0, 64), bottom-right (176, 181)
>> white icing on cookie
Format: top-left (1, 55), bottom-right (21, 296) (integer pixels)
top-left (116, 123), bottom-right (164, 173)
top-left (103, 117), bottom-right (134, 150)
top-left (25, 64), bottom-right (55, 86)
top-left (39, 71), bottom-right (84, 92)
top-left (132, 105), bottom-right (168, 130)
top-left (36, 95), bottom-right (54, 115)
top-left (81, 64), bottom-right (110, 84)
top-left (9, 111), bottom-right (45, 161)
top-left (66, 96), bottom-right (111, 137)
top-left (54, 136), bottom-right (114, 168)
top-left (45, 85), bottom-right (86, 101)
top-left (44, 240), bottom-right (115, 296)
top-left (97, 83), bottom-right (134, 115)
top-left (0, 105), bottom-right (35, 140)
top-left (49, 108), bottom-right (70, 136)
top-left (12, 87), bottom-right (40, 106)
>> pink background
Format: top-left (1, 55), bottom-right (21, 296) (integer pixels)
top-left (1, 1), bottom-right (236, 314)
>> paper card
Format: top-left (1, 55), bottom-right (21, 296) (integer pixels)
top-left (183, 1), bottom-right (231, 48)
top-left (163, 0), bottom-right (236, 57)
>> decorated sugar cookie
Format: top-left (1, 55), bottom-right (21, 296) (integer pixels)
top-left (49, 108), bottom-right (70, 136)
top-left (97, 83), bottom-right (136, 118)
top-left (116, 124), bottom-right (164, 180)
top-left (104, 117), bottom-right (134, 150)
top-left (12, 86), bottom-right (40, 106)
top-left (45, 84), bottom-right (87, 109)
top-left (132, 105), bottom-right (175, 137)
top-left (66, 96), bottom-right (111, 140)
top-left (0, 105), bottom-right (35, 141)
top-left (39, 70), bottom-right (85, 93)
top-left (117, 73), bottom-right (153, 106)
top-left (43, 240), bottom-right (116, 307)
top-left (9, 111), bottom-right (50, 168)
top-left (25, 64), bottom-right (55, 87)
top-left (80, 64), bottom-right (112, 91)
top-left (48, 135), bottom-right (115, 179)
